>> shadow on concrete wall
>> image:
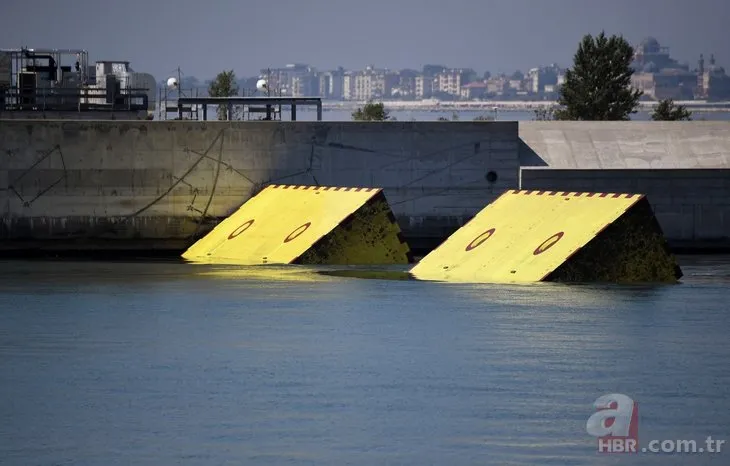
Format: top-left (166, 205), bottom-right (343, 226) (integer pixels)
top-left (517, 138), bottom-right (549, 167)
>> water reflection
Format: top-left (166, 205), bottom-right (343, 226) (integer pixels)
top-left (317, 269), bottom-right (414, 281)
top-left (0, 258), bottom-right (729, 465)
top-left (451, 281), bottom-right (675, 309)
top-left (194, 264), bottom-right (332, 282)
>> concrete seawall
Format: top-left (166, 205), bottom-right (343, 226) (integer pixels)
top-left (1, 120), bottom-right (517, 252)
top-left (518, 121), bottom-right (730, 168)
top-left (518, 121), bottom-right (730, 250)
top-left (520, 168), bottom-right (730, 249)
top-left (2, 119), bottom-right (729, 254)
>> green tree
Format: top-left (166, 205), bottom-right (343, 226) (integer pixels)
top-left (352, 101), bottom-right (391, 121)
top-left (554, 32), bottom-right (642, 121)
top-left (651, 99), bottom-right (692, 121)
top-left (208, 70), bottom-right (239, 120)
top-left (533, 106), bottom-right (557, 121)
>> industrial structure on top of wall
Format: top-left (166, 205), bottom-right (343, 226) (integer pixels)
top-left (0, 48), bottom-right (321, 122)
top-left (0, 47), bottom-right (157, 120)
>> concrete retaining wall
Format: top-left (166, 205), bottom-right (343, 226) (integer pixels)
top-left (3, 119), bottom-right (730, 253)
top-left (519, 121), bottom-right (730, 168)
top-left (0, 120), bottom-right (518, 250)
top-left (520, 168), bottom-right (730, 248)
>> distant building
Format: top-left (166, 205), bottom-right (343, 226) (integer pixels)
top-left (528, 64), bottom-right (560, 94)
top-left (631, 37), bottom-right (686, 73)
top-left (632, 68), bottom-right (697, 100)
top-left (627, 37), bottom-right (707, 100)
top-left (318, 68), bottom-right (345, 100)
top-left (350, 65), bottom-right (388, 100)
top-left (508, 79), bottom-right (523, 91)
top-left (291, 75), bottom-right (318, 97)
top-left (343, 72), bottom-right (355, 100)
top-left (260, 64), bottom-right (316, 96)
top-left (460, 81), bottom-right (487, 100)
top-left (391, 69), bottom-right (419, 99)
top-left (415, 75), bottom-right (434, 99)
top-left (486, 77), bottom-right (508, 95)
top-left (696, 54), bottom-right (730, 101)
top-left (434, 68), bottom-right (476, 97)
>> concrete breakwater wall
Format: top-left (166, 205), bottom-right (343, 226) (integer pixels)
top-left (1, 119), bottom-right (729, 253)
top-left (518, 121), bottom-right (730, 169)
top-left (521, 168), bottom-right (730, 248)
top-left (0, 120), bottom-right (518, 252)
top-left (518, 121), bottom-right (730, 250)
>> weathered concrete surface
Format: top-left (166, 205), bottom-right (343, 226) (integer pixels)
top-left (0, 120), bottom-right (517, 251)
top-left (520, 121), bottom-right (730, 168)
top-left (519, 122), bottom-right (730, 250)
top-left (521, 168), bottom-right (730, 249)
top-left (0, 111), bottom-right (149, 120)
top-left (3, 119), bottom-right (730, 254)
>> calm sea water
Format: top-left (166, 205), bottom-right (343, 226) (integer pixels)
top-left (1, 257), bottom-right (729, 465)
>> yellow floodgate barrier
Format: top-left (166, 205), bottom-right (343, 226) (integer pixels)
top-left (410, 189), bottom-right (682, 284)
top-left (182, 184), bottom-right (412, 265)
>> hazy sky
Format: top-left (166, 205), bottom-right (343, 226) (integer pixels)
top-left (2, 0), bottom-right (728, 80)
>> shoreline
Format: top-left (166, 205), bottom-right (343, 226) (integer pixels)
top-left (319, 100), bottom-right (730, 113)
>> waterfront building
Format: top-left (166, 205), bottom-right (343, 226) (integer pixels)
top-left (259, 63), bottom-right (316, 97)
top-left (508, 79), bottom-right (524, 91)
top-left (485, 76), bottom-right (508, 96)
top-left (415, 75), bottom-right (434, 99)
top-left (696, 54), bottom-right (730, 101)
top-left (344, 65), bottom-right (398, 101)
top-left (434, 68), bottom-right (477, 98)
top-left (342, 71), bottom-right (355, 100)
top-left (318, 68), bottom-right (345, 100)
top-left (459, 81), bottom-right (487, 100)
top-left (629, 37), bottom-right (702, 100)
top-left (632, 68), bottom-right (697, 100)
top-left (291, 74), bottom-right (318, 97)
top-left (528, 64), bottom-right (560, 94)
top-left (391, 69), bottom-right (419, 100)
top-left (631, 37), bottom-right (684, 71)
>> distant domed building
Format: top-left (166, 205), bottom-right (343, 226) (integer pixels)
top-left (632, 37), bottom-right (678, 71)
top-left (631, 37), bottom-right (699, 100)
top-left (640, 37), bottom-right (662, 55)
top-left (633, 40), bottom-right (730, 101)
top-left (643, 62), bottom-right (658, 73)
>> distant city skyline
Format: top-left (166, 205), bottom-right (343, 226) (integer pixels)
top-left (1, 0), bottom-right (729, 81)
top-left (128, 32), bottom-right (729, 83)
top-left (152, 37), bottom-right (729, 103)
